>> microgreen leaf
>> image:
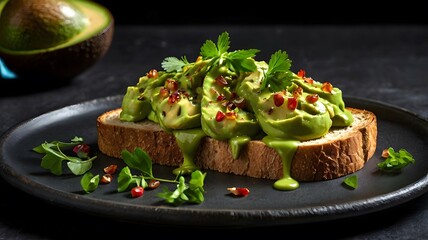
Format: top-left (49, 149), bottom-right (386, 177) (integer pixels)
top-left (121, 148), bottom-right (153, 178)
top-left (81, 172), bottom-right (99, 193)
top-left (261, 50), bottom-right (294, 91)
top-left (117, 166), bottom-right (137, 192)
top-left (161, 56), bottom-right (189, 72)
top-left (157, 170), bottom-right (206, 205)
top-left (378, 147), bottom-right (415, 172)
top-left (34, 137), bottom-right (96, 176)
top-left (40, 152), bottom-right (66, 175)
top-left (157, 176), bottom-right (189, 205)
top-left (67, 157), bottom-right (96, 175)
top-left (343, 175), bottom-right (358, 189)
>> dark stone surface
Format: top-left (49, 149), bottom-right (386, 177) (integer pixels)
top-left (0, 25), bottom-right (427, 239)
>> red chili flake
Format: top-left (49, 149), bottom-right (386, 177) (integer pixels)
top-left (232, 97), bottom-right (246, 109)
top-left (217, 95), bottom-right (226, 101)
top-left (293, 87), bottom-right (303, 97)
top-left (287, 97), bottom-right (298, 110)
top-left (215, 75), bottom-right (228, 86)
top-left (147, 179), bottom-right (160, 189)
top-left (227, 187), bottom-right (250, 197)
top-left (306, 94), bottom-right (319, 103)
top-left (131, 186), bottom-right (144, 198)
top-left (273, 93), bottom-right (284, 107)
top-left (381, 149), bottom-right (390, 158)
top-left (159, 87), bottom-right (170, 98)
top-left (297, 69), bottom-right (305, 78)
top-left (168, 91), bottom-right (180, 104)
top-left (216, 111), bottom-right (226, 122)
top-left (225, 111), bottom-right (237, 120)
top-left (100, 174), bottom-right (113, 184)
top-left (321, 82), bottom-right (333, 93)
top-left (227, 102), bottom-right (236, 111)
top-left (146, 69), bottom-right (158, 79)
top-left (304, 77), bottom-right (314, 84)
top-left (73, 144), bottom-right (90, 158)
top-left (165, 79), bottom-right (178, 91)
top-left (103, 164), bottom-right (118, 175)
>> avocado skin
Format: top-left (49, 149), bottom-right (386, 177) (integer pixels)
top-left (0, 0), bottom-right (114, 80)
top-left (0, 22), bottom-right (114, 80)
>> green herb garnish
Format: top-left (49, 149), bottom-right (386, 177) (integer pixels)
top-left (157, 170), bottom-right (206, 205)
top-left (378, 147), bottom-right (415, 172)
top-left (33, 137), bottom-right (96, 175)
top-left (261, 50), bottom-right (294, 91)
top-left (161, 56), bottom-right (189, 72)
top-left (81, 172), bottom-right (100, 193)
top-left (116, 147), bottom-right (206, 205)
top-left (343, 175), bottom-right (358, 189)
top-left (200, 31), bottom-right (260, 72)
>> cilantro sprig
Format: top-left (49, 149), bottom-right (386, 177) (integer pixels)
top-left (161, 56), bottom-right (190, 73)
top-left (378, 147), bottom-right (415, 172)
top-left (33, 136), bottom-right (96, 176)
top-left (200, 31), bottom-right (260, 72)
top-left (261, 50), bottom-right (294, 92)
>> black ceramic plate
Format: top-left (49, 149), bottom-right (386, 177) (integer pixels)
top-left (0, 95), bottom-right (427, 227)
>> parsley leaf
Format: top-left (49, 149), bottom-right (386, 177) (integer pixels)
top-left (161, 56), bottom-right (189, 72)
top-left (261, 50), bottom-right (294, 92)
top-left (378, 147), bottom-right (415, 172)
top-left (200, 31), bottom-right (259, 73)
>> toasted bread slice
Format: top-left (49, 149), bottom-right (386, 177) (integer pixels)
top-left (97, 107), bottom-right (377, 181)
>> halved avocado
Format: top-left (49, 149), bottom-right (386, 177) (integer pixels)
top-left (0, 0), bottom-right (114, 80)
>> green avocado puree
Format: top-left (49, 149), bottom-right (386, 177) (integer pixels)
top-left (119, 37), bottom-right (353, 191)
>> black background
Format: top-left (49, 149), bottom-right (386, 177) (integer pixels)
top-left (1, 1), bottom-right (428, 239)
top-left (92, 0), bottom-right (428, 25)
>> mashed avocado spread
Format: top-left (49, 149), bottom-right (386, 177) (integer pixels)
top-left (120, 32), bottom-right (353, 190)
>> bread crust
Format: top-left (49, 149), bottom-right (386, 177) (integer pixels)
top-left (97, 108), bottom-right (377, 181)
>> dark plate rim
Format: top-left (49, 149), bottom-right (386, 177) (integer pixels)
top-left (0, 95), bottom-right (427, 227)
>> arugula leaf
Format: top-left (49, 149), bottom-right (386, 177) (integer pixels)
top-left (200, 31), bottom-right (259, 73)
top-left (81, 172), bottom-right (99, 193)
top-left (378, 147), bottom-right (415, 172)
top-left (343, 175), bottom-right (358, 189)
top-left (161, 56), bottom-right (189, 72)
top-left (33, 137), bottom-right (96, 175)
top-left (261, 50), bottom-right (294, 92)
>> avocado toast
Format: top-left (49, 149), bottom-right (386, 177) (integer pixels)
top-left (97, 32), bottom-right (377, 190)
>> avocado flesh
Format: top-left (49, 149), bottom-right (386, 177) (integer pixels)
top-left (0, 0), bottom-right (113, 55)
